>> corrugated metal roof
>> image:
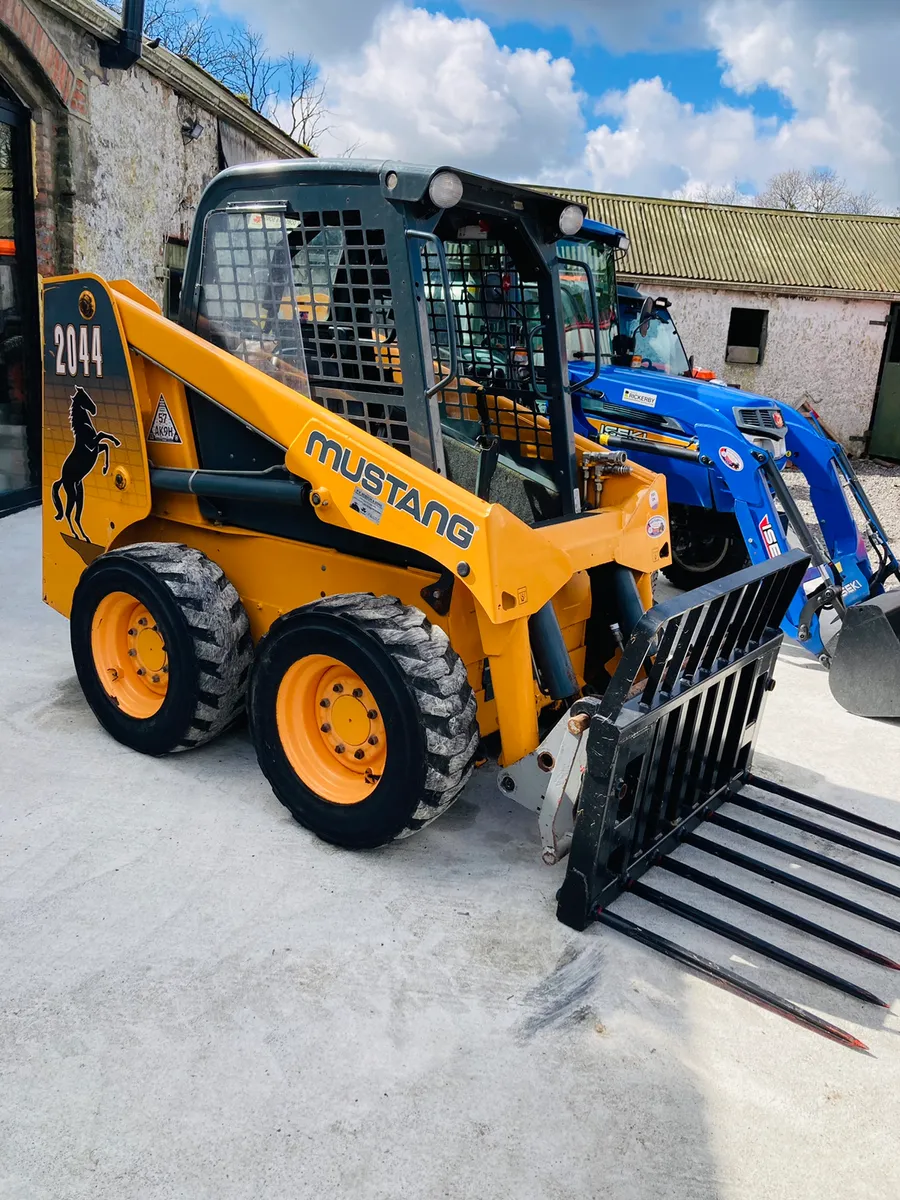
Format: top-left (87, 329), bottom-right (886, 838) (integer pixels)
top-left (540, 188), bottom-right (900, 295)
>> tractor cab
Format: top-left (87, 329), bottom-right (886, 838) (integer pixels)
top-left (615, 286), bottom-right (693, 377)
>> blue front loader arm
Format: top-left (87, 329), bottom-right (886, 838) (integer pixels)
top-left (572, 370), bottom-right (891, 659)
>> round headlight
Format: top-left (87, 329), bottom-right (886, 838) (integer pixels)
top-left (559, 204), bottom-right (584, 236)
top-left (428, 171), bottom-right (464, 209)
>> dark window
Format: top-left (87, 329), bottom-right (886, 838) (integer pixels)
top-left (726, 307), bottom-right (768, 365)
top-left (888, 309), bottom-right (900, 364)
top-left (164, 238), bottom-right (187, 321)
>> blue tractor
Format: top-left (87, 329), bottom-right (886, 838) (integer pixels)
top-left (557, 218), bottom-right (900, 716)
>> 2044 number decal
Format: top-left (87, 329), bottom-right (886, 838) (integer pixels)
top-left (54, 323), bottom-right (104, 379)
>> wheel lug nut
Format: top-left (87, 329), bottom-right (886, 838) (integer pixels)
top-left (128, 627), bottom-right (136, 636)
top-left (137, 668), bottom-right (146, 676)
top-left (320, 723), bottom-right (331, 733)
top-left (128, 648), bottom-right (137, 657)
top-left (320, 697), bottom-right (330, 708)
top-left (352, 688), bottom-right (363, 698)
top-left (332, 683), bottom-right (343, 694)
top-left (368, 735), bottom-right (379, 746)
top-left (367, 709), bottom-right (378, 720)
top-left (151, 675), bottom-right (160, 683)
top-left (138, 617), bottom-right (148, 626)
top-left (354, 749), bottom-right (365, 759)
top-left (162, 665), bottom-right (169, 674)
top-left (335, 744), bottom-right (345, 754)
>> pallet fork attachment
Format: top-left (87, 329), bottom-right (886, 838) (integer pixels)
top-left (554, 548), bottom-right (900, 1049)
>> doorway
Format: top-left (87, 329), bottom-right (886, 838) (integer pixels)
top-left (0, 94), bottom-right (39, 515)
top-left (869, 304), bottom-right (900, 461)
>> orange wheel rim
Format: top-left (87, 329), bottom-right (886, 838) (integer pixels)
top-left (276, 654), bottom-right (387, 805)
top-left (91, 591), bottom-right (169, 718)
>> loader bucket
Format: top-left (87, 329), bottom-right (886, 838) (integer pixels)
top-left (829, 592), bottom-right (900, 719)
top-left (557, 548), bottom-right (810, 931)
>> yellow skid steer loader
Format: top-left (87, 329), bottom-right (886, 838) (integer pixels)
top-left (45, 161), bottom-right (895, 1048)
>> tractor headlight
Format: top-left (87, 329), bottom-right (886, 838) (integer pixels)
top-left (558, 205), bottom-right (584, 236)
top-left (428, 171), bottom-right (464, 209)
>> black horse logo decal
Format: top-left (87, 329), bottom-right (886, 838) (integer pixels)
top-left (51, 386), bottom-right (121, 540)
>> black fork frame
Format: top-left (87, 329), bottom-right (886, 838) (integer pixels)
top-left (557, 549), bottom-right (809, 931)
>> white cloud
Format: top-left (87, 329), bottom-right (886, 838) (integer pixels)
top-left (221, 0), bottom-right (900, 206)
top-left (575, 0), bottom-right (900, 203)
top-left (313, 6), bottom-right (585, 179)
top-left (218, 0), bottom-right (385, 59)
top-left (580, 77), bottom-right (759, 196)
top-left (459, 0), bottom-right (709, 52)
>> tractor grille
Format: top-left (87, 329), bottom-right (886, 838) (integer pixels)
top-left (734, 406), bottom-right (782, 433)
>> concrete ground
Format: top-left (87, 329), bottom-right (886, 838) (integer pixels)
top-left (4, 505), bottom-right (900, 1200)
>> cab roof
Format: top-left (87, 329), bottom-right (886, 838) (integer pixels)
top-left (197, 158), bottom-right (586, 232)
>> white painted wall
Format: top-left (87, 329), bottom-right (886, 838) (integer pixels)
top-left (632, 281), bottom-right (892, 451)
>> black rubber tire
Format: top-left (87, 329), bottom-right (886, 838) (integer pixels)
top-left (248, 593), bottom-right (479, 848)
top-left (662, 508), bottom-right (750, 591)
top-left (70, 542), bottom-right (253, 755)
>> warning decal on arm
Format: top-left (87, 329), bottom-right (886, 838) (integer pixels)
top-left (148, 396), bottom-right (183, 444)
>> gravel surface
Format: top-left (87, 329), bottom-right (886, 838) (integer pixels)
top-left (783, 457), bottom-right (900, 571)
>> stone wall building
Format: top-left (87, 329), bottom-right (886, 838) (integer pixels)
top-left (0, 0), bottom-right (307, 512)
top-left (549, 188), bottom-right (900, 458)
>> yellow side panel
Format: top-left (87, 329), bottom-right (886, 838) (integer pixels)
top-left (42, 275), bottom-right (151, 617)
top-left (116, 516), bottom-right (440, 639)
top-left (115, 514), bottom-right (512, 738)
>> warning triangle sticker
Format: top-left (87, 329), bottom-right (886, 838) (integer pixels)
top-left (148, 395), bottom-right (182, 444)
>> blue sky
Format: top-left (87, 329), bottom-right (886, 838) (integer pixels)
top-left (216, 0), bottom-right (900, 207)
top-left (428, 2), bottom-right (792, 122)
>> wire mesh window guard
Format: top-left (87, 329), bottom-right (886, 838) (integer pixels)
top-left (289, 209), bottom-right (398, 393)
top-left (419, 237), bottom-right (555, 483)
top-left (198, 209), bottom-right (310, 398)
top-left (198, 206), bottom-right (411, 456)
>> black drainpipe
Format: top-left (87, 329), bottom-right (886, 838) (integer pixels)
top-left (99, 0), bottom-right (146, 70)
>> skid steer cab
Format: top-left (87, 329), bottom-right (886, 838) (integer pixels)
top-left (42, 158), bottom-right (801, 916)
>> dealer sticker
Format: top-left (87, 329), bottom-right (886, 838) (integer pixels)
top-left (649, 489), bottom-right (659, 510)
top-left (622, 387), bottom-right (658, 409)
top-left (350, 485), bottom-right (384, 525)
top-left (646, 515), bottom-right (667, 538)
top-left (719, 445), bottom-right (744, 471)
top-left (148, 395), bottom-right (182, 444)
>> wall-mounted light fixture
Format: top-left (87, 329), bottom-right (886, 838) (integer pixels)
top-left (181, 118), bottom-right (204, 144)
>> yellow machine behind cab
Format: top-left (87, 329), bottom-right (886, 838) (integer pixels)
top-left (43, 160), bottom-right (677, 857)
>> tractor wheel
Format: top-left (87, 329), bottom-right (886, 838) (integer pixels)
top-left (662, 506), bottom-right (749, 591)
top-left (70, 542), bottom-right (253, 755)
top-left (249, 593), bottom-right (479, 849)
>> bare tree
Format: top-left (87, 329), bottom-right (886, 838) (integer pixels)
top-left (672, 181), bottom-right (748, 205)
top-left (217, 26), bottom-right (282, 115)
top-left (98, 0), bottom-right (225, 72)
top-left (99, 0), bottom-right (332, 150)
top-left (279, 53), bottom-right (330, 149)
top-left (755, 167), bottom-right (883, 215)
